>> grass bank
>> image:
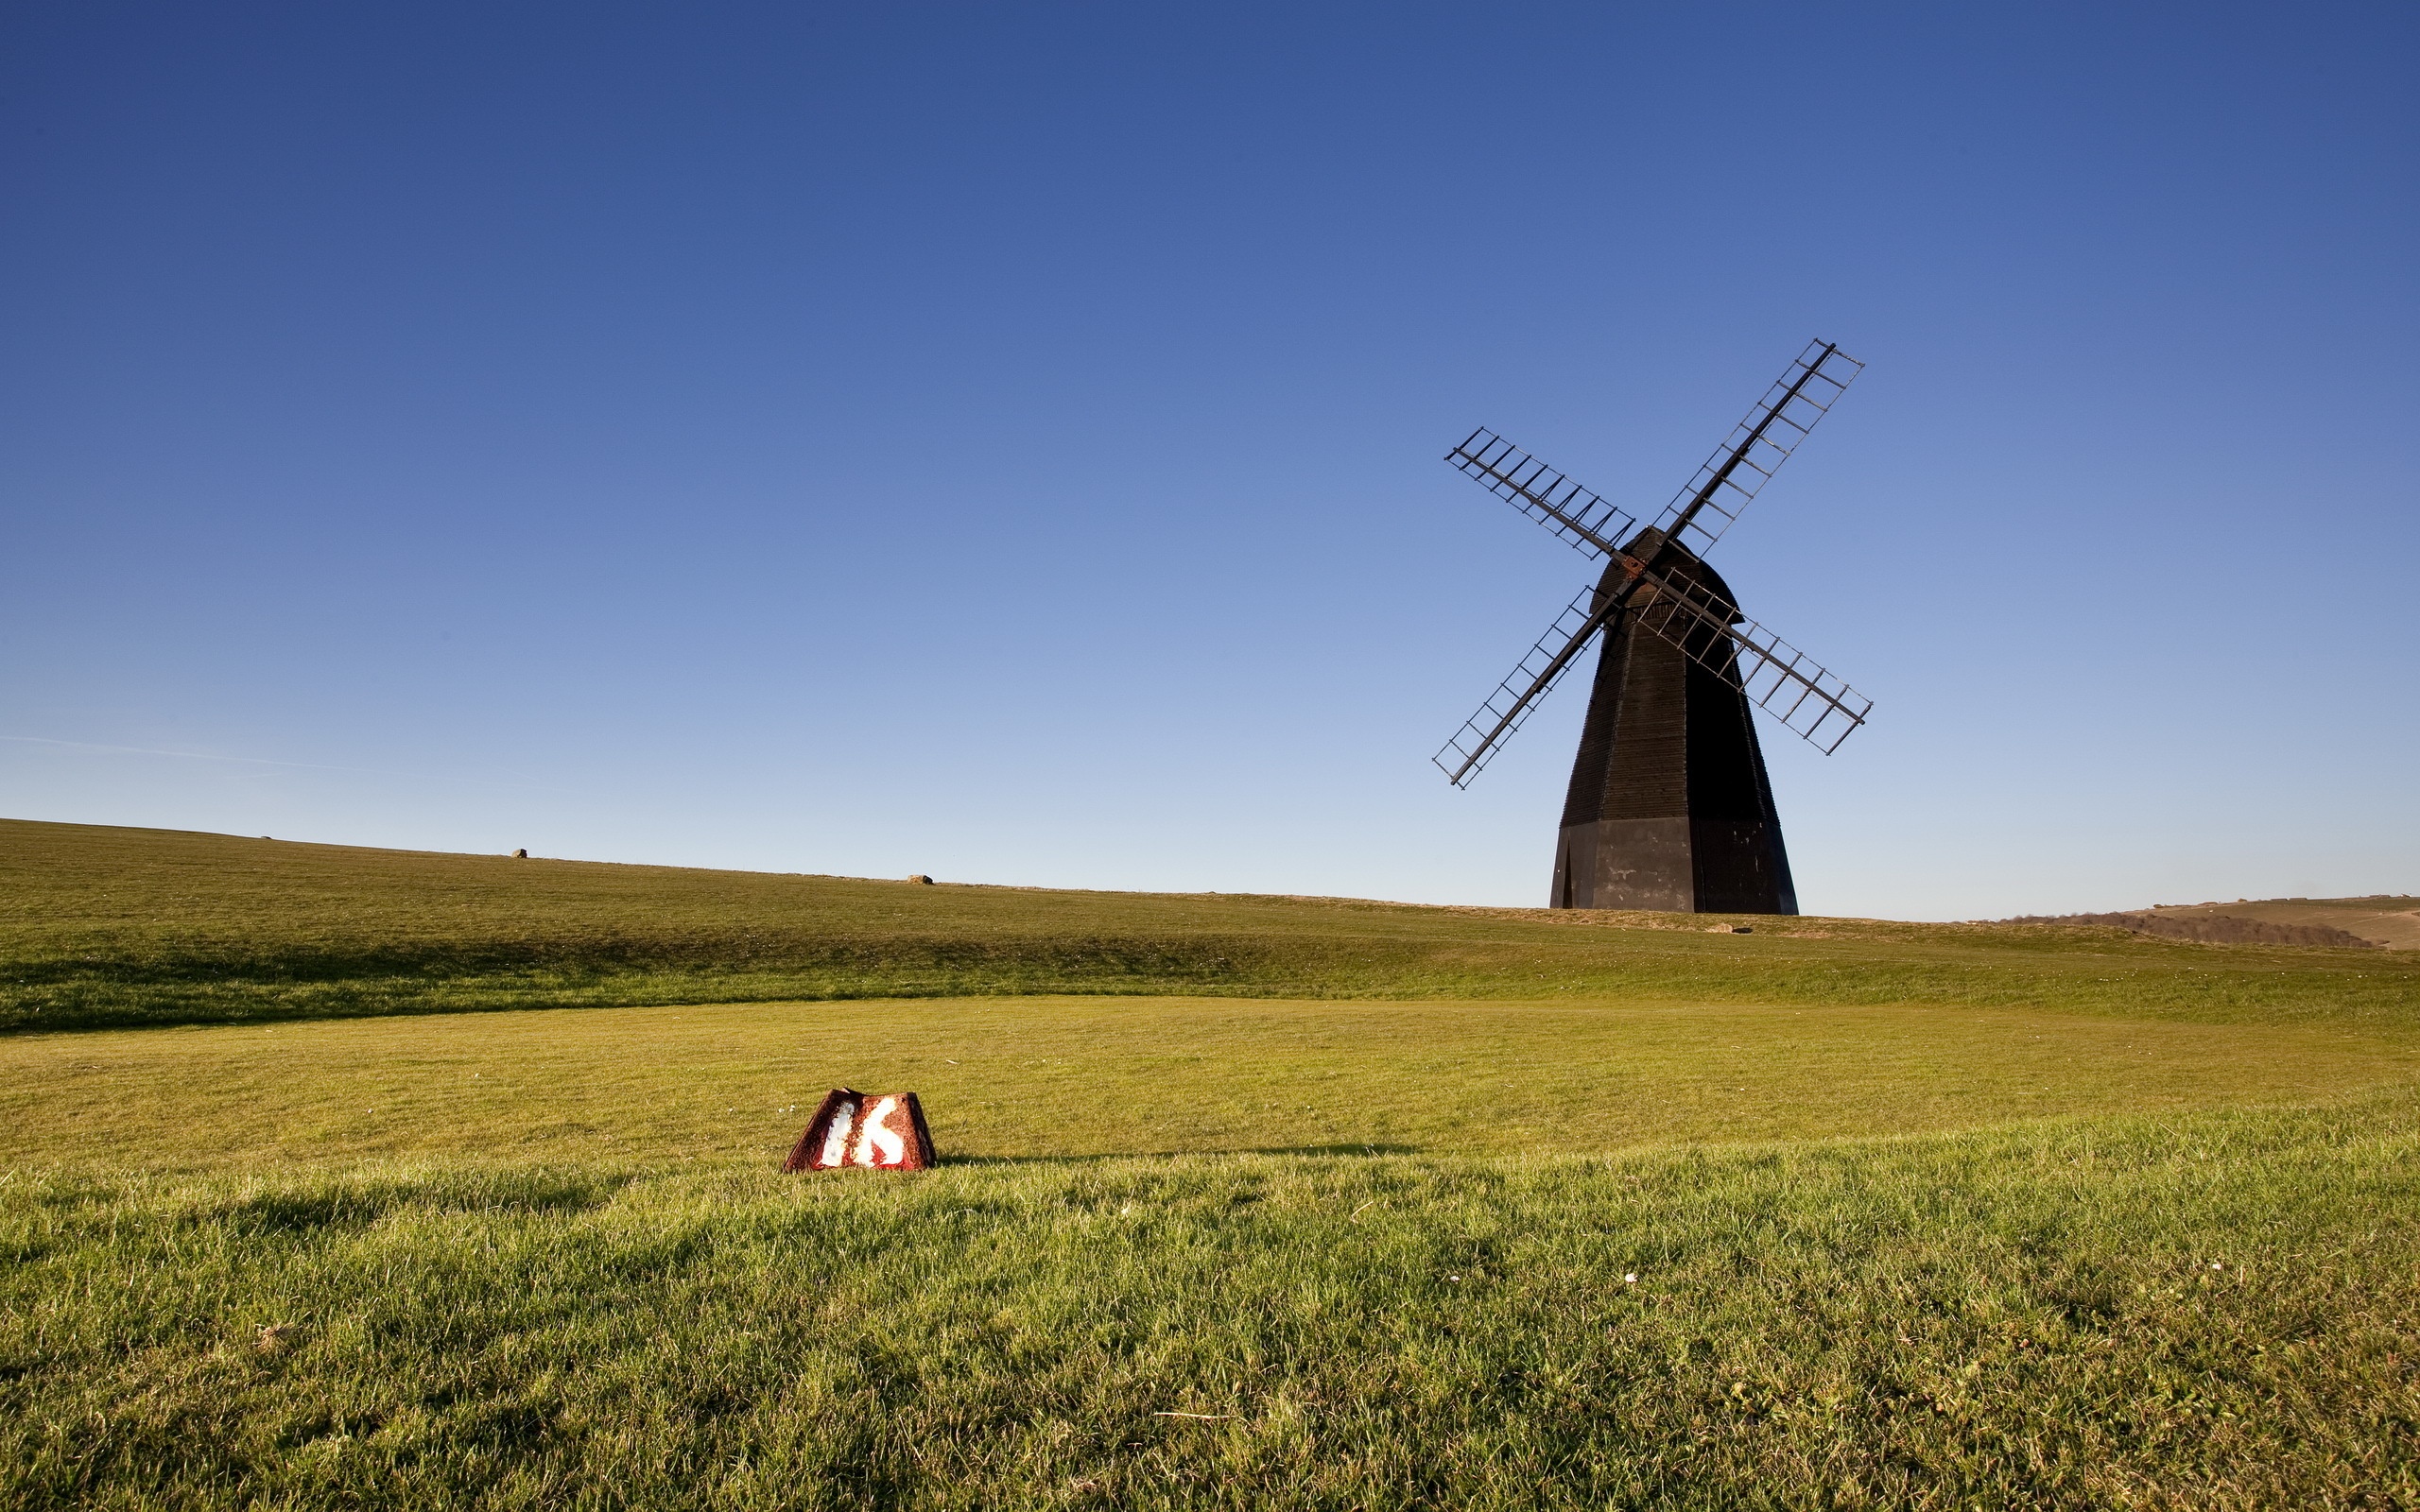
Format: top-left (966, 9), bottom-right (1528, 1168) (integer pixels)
top-left (7, 819), bottom-right (2415, 1034)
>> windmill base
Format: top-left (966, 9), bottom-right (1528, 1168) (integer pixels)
top-left (1551, 817), bottom-right (1798, 915)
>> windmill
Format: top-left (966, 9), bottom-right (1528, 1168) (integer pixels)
top-left (1434, 339), bottom-right (1872, 914)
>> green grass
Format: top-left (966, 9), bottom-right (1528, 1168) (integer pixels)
top-left (8, 818), bottom-right (2417, 1034)
top-left (8, 1099), bottom-right (2417, 1508)
top-left (9, 995), bottom-right (2417, 1168)
top-left (6, 818), bottom-right (2418, 1506)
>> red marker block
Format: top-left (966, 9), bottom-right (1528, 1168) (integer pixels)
top-left (783, 1088), bottom-right (938, 1172)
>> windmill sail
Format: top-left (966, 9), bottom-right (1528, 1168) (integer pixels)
top-left (1622, 568), bottom-right (1872, 755)
top-left (1651, 340), bottom-right (1863, 556)
top-left (1444, 430), bottom-right (1636, 558)
top-left (1432, 585), bottom-right (1610, 787)
top-left (1434, 557), bottom-right (1870, 785)
top-left (1435, 339), bottom-right (1870, 806)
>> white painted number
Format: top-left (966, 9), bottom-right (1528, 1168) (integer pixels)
top-left (854, 1096), bottom-right (907, 1166)
top-left (818, 1101), bottom-right (857, 1166)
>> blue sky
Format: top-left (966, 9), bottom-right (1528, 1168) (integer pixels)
top-left (5, 2), bottom-right (2414, 918)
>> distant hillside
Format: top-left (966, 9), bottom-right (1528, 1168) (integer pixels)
top-left (4, 818), bottom-right (2411, 1033)
top-left (2010, 897), bottom-right (2419, 951)
top-left (2148, 896), bottom-right (2420, 949)
top-left (2009, 911), bottom-right (2378, 949)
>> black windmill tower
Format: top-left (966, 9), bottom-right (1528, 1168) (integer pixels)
top-left (1434, 340), bottom-right (1873, 914)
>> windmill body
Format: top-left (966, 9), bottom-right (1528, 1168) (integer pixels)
top-left (1552, 539), bottom-right (1795, 912)
top-left (1433, 341), bottom-right (1869, 914)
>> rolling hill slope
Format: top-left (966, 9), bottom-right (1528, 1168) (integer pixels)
top-left (3, 817), bottom-right (2412, 1034)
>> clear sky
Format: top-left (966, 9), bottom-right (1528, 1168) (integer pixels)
top-left (5, 2), bottom-right (2415, 919)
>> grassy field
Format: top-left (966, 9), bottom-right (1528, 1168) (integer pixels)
top-left (5, 819), bottom-right (2417, 1507)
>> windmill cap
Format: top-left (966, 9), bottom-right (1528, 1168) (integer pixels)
top-left (1600, 533), bottom-right (1743, 623)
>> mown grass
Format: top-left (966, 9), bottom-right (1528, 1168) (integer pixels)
top-left (9, 995), bottom-right (2418, 1168)
top-left (7, 1096), bottom-right (2417, 1509)
top-left (7, 819), bottom-right (2417, 1034)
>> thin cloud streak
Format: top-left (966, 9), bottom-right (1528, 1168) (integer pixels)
top-left (0, 736), bottom-right (545, 790)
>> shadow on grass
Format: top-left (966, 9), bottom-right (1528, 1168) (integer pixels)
top-left (205, 1169), bottom-right (647, 1232)
top-left (936, 1143), bottom-right (1423, 1166)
